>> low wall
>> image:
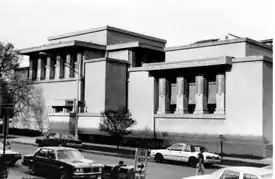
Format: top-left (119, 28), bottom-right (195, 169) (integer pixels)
top-left (48, 113), bottom-right (75, 134)
top-left (48, 112), bottom-right (102, 134)
top-left (79, 130), bottom-right (272, 158)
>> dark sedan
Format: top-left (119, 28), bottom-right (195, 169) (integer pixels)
top-left (22, 147), bottom-right (103, 179)
top-left (35, 132), bottom-right (83, 148)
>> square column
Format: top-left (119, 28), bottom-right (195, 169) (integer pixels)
top-left (175, 76), bottom-right (189, 114)
top-left (55, 55), bottom-right (61, 80)
top-left (128, 50), bottom-right (136, 67)
top-left (157, 77), bottom-right (170, 114)
top-left (214, 73), bottom-right (225, 114)
top-left (76, 52), bottom-right (84, 112)
top-left (29, 58), bottom-right (33, 80)
top-left (37, 58), bottom-right (42, 81)
top-left (65, 54), bottom-right (71, 78)
top-left (45, 56), bottom-right (51, 80)
top-left (194, 75), bottom-right (208, 114)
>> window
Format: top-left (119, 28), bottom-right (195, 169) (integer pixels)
top-left (219, 170), bottom-right (240, 179)
top-left (50, 58), bottom-right (56, 79)
top-left (41, 58), bottom-right (46, 80)
top-left (243, 174), bottom-right (259, 179)
top-left (36, 149), bottom-right (48, 158)
top-left (48, 150), bottom-right (56, 160)
top-left (184, 145), bottom-right (191, 152)
top-left (59, 55), bottom-right (65, 79)
top-left (70, 54), bottom-right (76, 78)
top-left (190, 145), bottom-right (207, 152)
top-left (168, 144), bottom-right (184, 151)
top-left (32, 58), bottom-right (38, 80)
top-left (56, 149), bottom-right (84, 160)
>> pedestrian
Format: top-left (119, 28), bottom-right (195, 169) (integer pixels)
top-left (195, 147), bottom-right (205, 175)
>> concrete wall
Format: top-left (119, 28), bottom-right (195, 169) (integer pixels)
top-left (165, 42), bottom-right (246, 62)
top-left (108, 50), bottom-right (129, 61)
top-left (246, 43), bottom-right (273, 58)
top-left (226, 60), bottom-right (263, 136)
top-left (155, 59), bottom-right (264, 137)
top-left (47, 113), bottom-right (72, 133)
top-left (105, 61), bottom-right (127, 110)
top-left (33, 80), bottom-right (78, 106)
top-left (128, 71), bottom-right (155, 130)
top-left (84, 60), bottom-right (106, 113)
top-left (49, 30), bottom-right (107, 45)
top-left (262, 62), bottom-right (273, 143)
top-left (107, 31), bottom-right (165, 48)
top-left (78, 113), bottom-right (102, 134)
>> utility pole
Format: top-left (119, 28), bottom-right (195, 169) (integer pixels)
top-left (39, 52), bottom-right (81, 140)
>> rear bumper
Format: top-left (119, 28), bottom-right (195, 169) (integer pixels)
top-left (204, 159), bottom-right (222, 164)
top-left (1, 154), bottom-right (22, 164)
top-left (73, 172), bottom-right (102, 179)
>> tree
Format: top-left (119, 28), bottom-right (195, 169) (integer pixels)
top-left (99, 107), bottom-right (136, 150)
top-left (0, 41), bottom-right (45, 131)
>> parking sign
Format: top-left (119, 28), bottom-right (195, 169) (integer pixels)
top-left (134, 148), bottom-right (148, 176)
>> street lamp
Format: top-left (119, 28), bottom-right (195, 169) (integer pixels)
top-left (38, 52), bottom-right (81, 140)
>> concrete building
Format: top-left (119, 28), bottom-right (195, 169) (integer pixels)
top-left (19, 26), bottom-right (272, 157)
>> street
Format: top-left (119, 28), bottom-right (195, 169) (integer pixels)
top-left (7, 143), bottom-right (219, 179)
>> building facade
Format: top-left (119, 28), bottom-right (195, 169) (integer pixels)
top-left (19, 26), bottom-right (273, 157)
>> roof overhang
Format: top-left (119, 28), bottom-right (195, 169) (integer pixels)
top-left (139, 56), bottom-right (232, 71)
top-left (48, 25), bottom-right (167, 44)
top-left (20, 40), bottom-right (106, 55)
top-left (106, 41), bottom-right (164, 52)
top-left (165, 38), bottom-right (272, 52)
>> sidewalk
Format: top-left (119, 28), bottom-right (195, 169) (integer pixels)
top-left (9, 136), bottom-right (273, 168)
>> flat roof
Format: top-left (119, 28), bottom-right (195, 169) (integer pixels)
top-left (48, 25), bottom-right (167, 44)
top-left (106, 41), bottom-right (164, 52)
top-left (165, 38), bottom-right (272, 52)
top-left (20, 40), bottom-right (105, 54)
top-left (130, 56), bottom-right (233, 72)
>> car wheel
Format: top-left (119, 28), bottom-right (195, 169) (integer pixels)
top-left (188, 157), bottom-right (198, 168)
top-left (59, 171), bottom-right (70, 179)
top-left (7, 160), bottom-right (17, 166)
top-left (155, 153), bottom-right (164, 163)
top-left (29, 164), bottom-right (36, 175)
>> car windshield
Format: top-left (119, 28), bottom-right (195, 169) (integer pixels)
top-left (261, 173), bottom-right (273, 179)
top-left (56, 149), bottom-right (84, 160)
top-left (190, 145), bottom-right (207, 152)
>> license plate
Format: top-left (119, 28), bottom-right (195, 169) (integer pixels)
top-left (89, 175), bottom-right (97, 179)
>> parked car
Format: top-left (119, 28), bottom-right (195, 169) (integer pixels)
top-left (22, 146), bottom-right (103, 179)
top-left (149, 143), bottom-right (221, 167)
top-left (181, 166), bottom-right (273, 179)
top-left (0, 142), bottom-right (22, 165)
top-left (35, 132), bottom-right (83, 148)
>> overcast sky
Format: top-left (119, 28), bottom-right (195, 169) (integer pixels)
top-left (0, 0), bottom-right (274, 50)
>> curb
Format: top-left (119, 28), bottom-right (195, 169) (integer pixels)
top-left (11, 140), bottom-right (37, 147)
top-left (11, 140), bottom-right (135, 159)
